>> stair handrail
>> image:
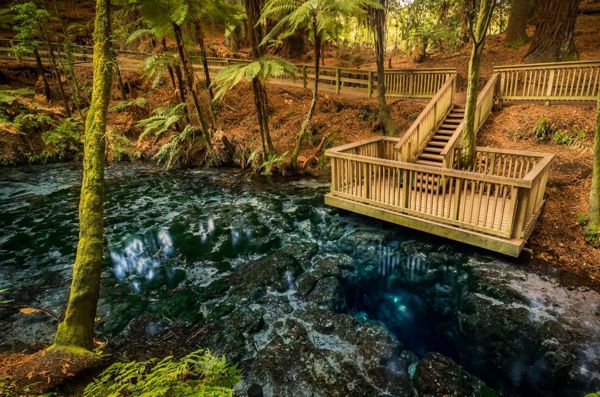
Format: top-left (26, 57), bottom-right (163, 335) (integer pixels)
top-left (440, 73), bottom-right (499, 168)
top-left (394, 73), bottom-right (457, 162)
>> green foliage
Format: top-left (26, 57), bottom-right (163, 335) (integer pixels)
top-left (260, 0), bottom-right (381, 48)
top-left (0, 88), bottom-right (35, 105)
top-left (531, 116), bottom-right (554, 142)
top-left (10, 2), bottom-right (50, 56)
top-left (154, 124), bottom-right (202, 169)
top-left (551, 127), bottom-right (587, 148)
top-left (0, 288), bottom-right (12, 304)
top-left (111, 97), bottom-right (148, 112)
top-left (83, 349), bottom-right (240, 397)
top-left (212, 57), bottom-right (296, 101)
top-left (137, 102), bottom-right (188, 141)
top-left (0, 8), bottom-right (15, 30)
top-left (259, 151), bottom-right (289, 175)
top-left (41, 118), bottom-right (83, 159)
top-left (107, 129), bottom-right (140, 161)
top-left (13, 112), bottom-right (53, 135)
top-left (585, 392), bottom-right (600, 397)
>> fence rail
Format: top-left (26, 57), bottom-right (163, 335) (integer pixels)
top-left (326, 137), bottom-right (553, 243)
top-left (395, 74), bottom-right (456, 162)
top-left (494, 60), bottom-right (600, 102)
top-left (0, 37), bottom-right (455, 100)
top-left (440, 73), bottom-right (499, 168)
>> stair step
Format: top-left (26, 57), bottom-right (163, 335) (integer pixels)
top-left (444, 120), bottom-right (461, 124)
top-left (440, 124), bottom-right (459, 130)
top-left (429, 141), bottom-right (447, 147)
top-left (437, 129), bottom-right (455, 134)
top-left (424, 147), bottom-right (442, 154)
top-left (419, 153), bottom-right (443, 161)
top-left (432, 136), bottom-right (450, 141)
top-left (415, 159), bottom-right (443, 167)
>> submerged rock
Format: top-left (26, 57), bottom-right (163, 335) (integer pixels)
top-left (415, 352), bottom-right (497, 397)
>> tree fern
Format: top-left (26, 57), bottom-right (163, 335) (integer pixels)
top-left (212, 56), bottom-right (296, 101)
top-left (136, 102), bottom-right (188, 141)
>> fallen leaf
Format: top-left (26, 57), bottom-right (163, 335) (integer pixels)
top-left (19, 308), bottom-right (40, 315)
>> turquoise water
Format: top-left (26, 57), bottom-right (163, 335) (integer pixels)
top-left (0, 163), bottom-right (598, 396)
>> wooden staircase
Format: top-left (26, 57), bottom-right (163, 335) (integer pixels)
top-left (415, 104), bottom-right (465, 167)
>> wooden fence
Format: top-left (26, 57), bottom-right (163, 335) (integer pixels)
top-left (326, 137), bottom-right (553, 241)
top-left (0, 37), bottom-right (455, 100)
top-left (494, 60), bottom-right (600, 102)
top-left (395, 74), bottom-right (457, 162)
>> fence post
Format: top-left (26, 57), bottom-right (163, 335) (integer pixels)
top-left (368, 71), bottom-right (373, 99)
top-left (544, 69), bottom-right (555, 106)
top-left (336, 68), bottom-right (341, 95)
top-left (303, 65), bottom-right (307, 89)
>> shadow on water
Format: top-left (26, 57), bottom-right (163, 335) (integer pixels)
top-left (0, 163), bottom-right (598, 396)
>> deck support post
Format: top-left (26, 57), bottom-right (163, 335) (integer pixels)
top-left (368, 71), bottom-right (373, 99)
top-left (303, 65), bottom-right (307, 89)
top-left (336, 68), bottom-right (341, 95)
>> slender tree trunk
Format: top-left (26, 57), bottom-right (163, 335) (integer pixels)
top-left (194, 21), bottom-right (214, 100)
top-left (34, 48), bottom-right (52, 102)
top-left (505, 0), bottom-right (532, 48)
top-left (243, 0), bottom-right (275, 156)
top-left (461, 0), bottom-right (495, 168)
top-left (43, 36), bottom-right (72, 117)
top-left (372, 0), bottom-right (396, 136)
top-left (172, 22), bottom-right (211, 145)
top-left (53, 0), bottom-right (113, 353)
top-left (524, 0), bottom-right (580, 62)
top-left (161, 38), bottom-right (177, 89)
top-left (290, 19), bottom-right (320, 171)
top-left (174, 64), bottom-right (190, 124)
top-left (460, 0), bottom-right (474, 45)
top-left (588, 90), bottom-right (600, 238)
top-left (115, 63), bottom-right (127, 99)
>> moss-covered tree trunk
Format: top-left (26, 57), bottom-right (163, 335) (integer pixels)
top-left (588, 89), bottom-right (600, 239)
top-left (460, 0), bottom-right (495, 168)
top-left (524, 0), bottom-right (580, 62)
top-left (53, 0), bottom-right (114, 353)
top-left (372, 0), bottom-right (396, 136)
top-left (290, 22), bottom-right (320, 171)
top-left (505, 0), bottom-right (531, 48)
top-left (243, 0), bottom-right (275, 157)
top-left (33, 48), bottom-right (52, 102)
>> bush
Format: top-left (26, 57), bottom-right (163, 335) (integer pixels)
top-left (530, 116), bottom-right (554, 142)
top-left (551, 126), bottom-right (587, 148)
top-left (83, 349), bottom-right (240, 397)
top-left (41, 118), bottom-right (83, 159)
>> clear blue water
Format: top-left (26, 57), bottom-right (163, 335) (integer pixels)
top-left (0, 163), bottom-right (598, 396)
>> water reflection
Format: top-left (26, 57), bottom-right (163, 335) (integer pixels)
top-left (110, 229), bottom-right (175, 293)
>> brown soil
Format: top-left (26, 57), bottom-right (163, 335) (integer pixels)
top-left (478, 102), bottom-right (600, 285)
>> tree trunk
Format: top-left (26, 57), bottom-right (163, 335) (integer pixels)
top-left (33, 48), bottom-right (52, 102)
top-left (373, 0), bottom-right (396, 136)
top-left (290, 20), bottom-right (320, 171)
top-left (194, 21), bottom-right (214, 100)
top-left (43, 36), bottom-right (72, 117)
top-left (461, 0), bottom-right (495, 168)
top-left (115, 63), bottom-right (128, 99)
top-left (524, 0), bottom-right (580, 62)
top-left (161, 38), bottom-right (177, 89)
top-left (243, 0), bottom-right (275, 157)
top-left (588, 90), bottom-right (600, 238)
top-left (53, 0), bottom-right (113, 352)
top-left (172, 22), bottom-right (211, 145)
top-left (505, 0), bottom-right (531, 48)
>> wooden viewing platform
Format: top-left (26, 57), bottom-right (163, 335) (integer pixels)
top-left (324, 58), bottom-right (600, 256)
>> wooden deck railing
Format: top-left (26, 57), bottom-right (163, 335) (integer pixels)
top-left (326, 137), bottom-right (553, 241)
top-left (494, 60), bottom-right (600, 102)
top-left (0, 37), bottom-right (455, 100)
top-left (440, 73), bottom-right (499, 168)
top-left (394, 74), bottom-right (457, 162)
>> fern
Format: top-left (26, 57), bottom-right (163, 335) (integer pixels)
top-left (137, 102), bottom-right (188, 141)
top-left (212, 56), bottom-right (296, 101)
top-left (111, 97), bottom-right (148, 112)
top-left (153, 123), bottom-right (201, 169)
top-left (83, 349), bottom-right (239, 397)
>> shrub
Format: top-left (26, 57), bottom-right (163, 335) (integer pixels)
top-left (551, 127), bottom-right (586, 148)
top-left (83, 349), bottom-right (240, 397)
top-left (530, 116), bottom-right (554, 142)
top-left (41, 118), bottom-right (83, 159)
top-left (14, 112), bottom-right (52, 135)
